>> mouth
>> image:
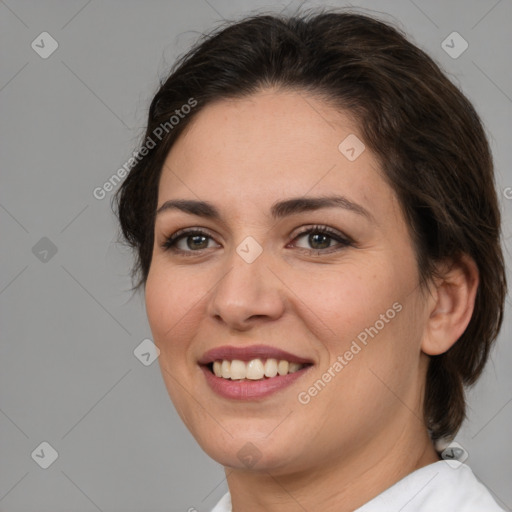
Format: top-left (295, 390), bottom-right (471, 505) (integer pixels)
top-left (198, 345), bottom-right (314, 400)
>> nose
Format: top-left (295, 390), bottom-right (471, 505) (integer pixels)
top-left (207, 246), bottom-right (286, 331)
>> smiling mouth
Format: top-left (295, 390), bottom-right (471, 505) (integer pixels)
top-left (206, 358), bottom-right (313, 380)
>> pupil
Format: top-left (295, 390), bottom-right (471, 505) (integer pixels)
top-left (310, 233), bottom-right (330, 249)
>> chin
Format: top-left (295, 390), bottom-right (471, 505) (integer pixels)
top-left (193, 427), bottom-right (307, 473)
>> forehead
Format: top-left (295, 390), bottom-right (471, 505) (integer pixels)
top-left (158, 89), bottom-right (397, 221)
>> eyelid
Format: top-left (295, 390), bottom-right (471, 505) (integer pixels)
top-left (166, 226), bottom-right (217, 241)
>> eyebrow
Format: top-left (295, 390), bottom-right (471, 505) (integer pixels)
top-left (156, 195), bottom-right (373, 221)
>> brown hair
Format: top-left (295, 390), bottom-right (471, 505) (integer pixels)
top-left (114, 8), bottom-right (506, 441)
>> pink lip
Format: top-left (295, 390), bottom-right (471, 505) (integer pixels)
top-left (200, 365), bottom-right (312, 400)
top-left (197, 344), bottom-right (313, 365)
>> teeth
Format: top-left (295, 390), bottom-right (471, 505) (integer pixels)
top-left (221, 360), bottom-right (231, 379)
top-left (264, 358), bottom-right (278, 378)
top-left (246, 359), bottom-right (265, 380)
top-left (277, 360), bottom-right (289, 375)
top-left (289, 362), bottom-right (302, 373)
top-left (230, 360), bottom-right (246, 380)
top-left (211, 358), bottom-right (306, 380)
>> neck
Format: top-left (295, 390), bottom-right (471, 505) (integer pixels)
top-left (225, 424), bottom-right (440, 512)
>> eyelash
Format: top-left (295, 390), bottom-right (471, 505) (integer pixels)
top-left (160, 225), bottom-right (353, 256)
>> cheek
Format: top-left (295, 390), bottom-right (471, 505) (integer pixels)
top-left (145, 265), bottom-right (203, 408)
top-left (145, 269), bottom-right (172, 340)
top-left (288, 263), bottom-right (401, 346)
top-left (145, 261), bottom-right (219, 368)
top-left (145, 264), bottom-right (197, 347)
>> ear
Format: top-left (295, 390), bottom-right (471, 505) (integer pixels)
top-left (421, 254), bottom-right (479, 356)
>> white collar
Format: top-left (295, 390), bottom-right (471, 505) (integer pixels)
top-left (211, 461), bottom-right (505, 512)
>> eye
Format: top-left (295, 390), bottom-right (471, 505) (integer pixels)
top-left (289, 225), bottom-right (352, 254)
top-left (161, 229), bottom-right (219, 254)
top-left (161, 225), bottom-right (353, 256)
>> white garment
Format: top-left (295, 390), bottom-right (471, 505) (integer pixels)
top-left (210, 461), bottom-right (505, 511)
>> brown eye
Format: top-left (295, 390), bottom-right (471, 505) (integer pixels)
top-left (307, 232), bottom-right (332, 250)
top-left (291, 226), bottom-right (352, 253)
top-left (185, 234), bottom-right (210, 250)
top-left (162, 229), bottom-right (219, 253)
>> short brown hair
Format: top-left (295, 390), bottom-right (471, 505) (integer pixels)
top-left (114, 8), bottom-right (507, 441)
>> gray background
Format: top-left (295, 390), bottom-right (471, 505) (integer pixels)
top-left (1, 0), bottom-right (511, 511)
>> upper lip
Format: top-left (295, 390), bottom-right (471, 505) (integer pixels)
top-left (198, 344), bottom-right (314, 365)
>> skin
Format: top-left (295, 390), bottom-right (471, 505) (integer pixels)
top-left (145, 88), bottom-right (478, 512)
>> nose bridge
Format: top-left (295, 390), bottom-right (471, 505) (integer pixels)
top-left (207, 238), bottom-right (284, 327)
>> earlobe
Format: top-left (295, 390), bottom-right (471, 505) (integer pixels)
top-left (421, 254), bottom-right (479, 356)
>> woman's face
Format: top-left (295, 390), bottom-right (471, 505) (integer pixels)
top-left (146, 89), bottom-right (432, 473)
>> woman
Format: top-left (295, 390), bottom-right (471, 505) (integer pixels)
top-left (114, 8), bottom-right (507, 511)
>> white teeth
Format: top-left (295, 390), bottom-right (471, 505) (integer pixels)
top-left (264, 358), bottom-right (278, 378)
top-left (221, 360), bottom-right (231, 379)
top-left (230, 360), bottom-right (246, 380)
top-left (211, 358), bottom-right (306, 380)
top-left (277, 360), bottom-right (289, 376)
top-left (246, 359), bottom-right (265, 380)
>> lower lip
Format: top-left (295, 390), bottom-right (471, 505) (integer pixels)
top-left (200, 365), bottom-right (312, 400)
